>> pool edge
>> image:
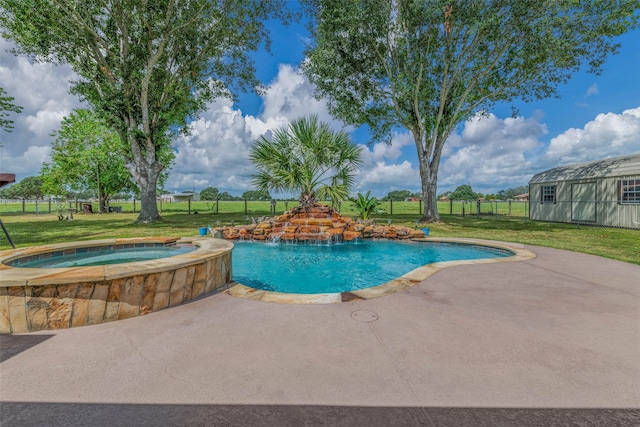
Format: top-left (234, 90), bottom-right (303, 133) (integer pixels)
top-left (227, 238), bottom-right (537, 305)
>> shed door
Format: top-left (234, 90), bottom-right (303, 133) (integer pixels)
top-left (571, 182), bottom-right (596, 222)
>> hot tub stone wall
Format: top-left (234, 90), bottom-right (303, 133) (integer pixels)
top-left (0, 238), bottom-right (232, 334)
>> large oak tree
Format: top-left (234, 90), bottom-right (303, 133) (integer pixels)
top-left (41, 109), bottom-right (138, 210)
top-left (1, 0), bottom-right (287, 222)
top-left (302, 0), bottom-right (639, 222)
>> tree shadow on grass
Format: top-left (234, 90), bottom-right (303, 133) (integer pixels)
top-left (441, 215), bottom-right (570, 232)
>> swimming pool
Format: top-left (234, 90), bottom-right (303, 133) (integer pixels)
top-left (232, 240), bottom-right (512, 294)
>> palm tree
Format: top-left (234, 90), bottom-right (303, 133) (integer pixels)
top-left (249, 115), bottom-right (363, 208)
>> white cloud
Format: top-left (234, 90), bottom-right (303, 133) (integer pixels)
top-left (260, 64), bottom-right (336, 125)
top-left (353, 132), bottom-right (421, 196)
top-left (544, 106), bottom-right (640, 165)
top-left (586, 84), bottom-right (599, 97)
top-left (438, 113), bottom-right (547, 193)
top-left (25, 110), bottom-right (69, 139)
top-left (169, 99), bottom-right (255, 191)
top-left (367, 132), bottom-right (413, 163)
top-left (0, 38), bottom-right (80, 181)
top-left (0, 145), bottom-right (52, 176)
top-left (355, 160), bottom-right (420, 194)
top-left (168, 65), bottom-right (420, 197)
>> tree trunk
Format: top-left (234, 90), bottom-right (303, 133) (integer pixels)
top-left (124, 120), bottom-right (163, 223)
top-left (413, 128), bottom-right (441, 223)
top-left (134, 168), bottom-right (161, 223)
top-left (418, 157), bottom-right (440, 223)
top-left (99, 193), bottom-right (111, 213)
top-left (99, 194), bottom-right (108, 213)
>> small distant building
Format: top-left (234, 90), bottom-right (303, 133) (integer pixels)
top-left (171, 191), bottom-right (200, 202)
top-left (439, 196), bottom-right (450, 202)
top-left (529, 154), bottom-right (640, 229)
top-left (0, 173), bottom-right (15, 188)
top-left (513, 193), bottom-right (529, 201)
top-left (404, 197), bottom-right (420, 202)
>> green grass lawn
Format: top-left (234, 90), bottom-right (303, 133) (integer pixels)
top-left (1, 208), bottom-right (638, 265)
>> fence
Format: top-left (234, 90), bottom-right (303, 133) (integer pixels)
top-left (442, 200), bottom-right (529, 217)
top-left (0, 198), bottom-right (530, 218)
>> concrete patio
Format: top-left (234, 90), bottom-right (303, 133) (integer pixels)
top-left (1, 242), bottom-right (639, 426)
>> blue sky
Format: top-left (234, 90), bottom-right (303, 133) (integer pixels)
top-left (1, 10), bottom-right (639, 197)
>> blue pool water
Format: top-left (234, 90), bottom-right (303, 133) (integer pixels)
top-left (15, 245), bottom-right (196, 268)
top-left (232, 240), bottom-right (512, 294)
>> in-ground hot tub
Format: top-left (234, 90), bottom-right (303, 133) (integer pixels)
top-left (0, 237), bottom-right (233, 333)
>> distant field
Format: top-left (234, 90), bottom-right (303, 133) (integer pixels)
top-left (0, 199), bottom-right (529, 218)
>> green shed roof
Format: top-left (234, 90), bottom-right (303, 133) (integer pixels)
top-left (529, 153), bottom-right (640, 184)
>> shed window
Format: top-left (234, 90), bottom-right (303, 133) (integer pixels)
top-left (541, 185), bottom-right (556, 204)
top-left (620, 179), bottom-right (640, 203)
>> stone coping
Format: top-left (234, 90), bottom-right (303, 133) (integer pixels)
top-left (227, 238), bottom-right (536, 304)
top-left (0, 237), bottom-right (234, 287)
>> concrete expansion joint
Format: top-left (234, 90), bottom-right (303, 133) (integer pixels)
top-left (364, 318), bottom-right (432, 424)
top-left (122, 333), bottom-right (186, 383)
top-left (527, 262), bottom-right (637, 295)
top-left (124, 331), bottom-right (147, 358)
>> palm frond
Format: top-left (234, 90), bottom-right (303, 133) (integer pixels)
top-left (249, 114), bottom-right (363, 204)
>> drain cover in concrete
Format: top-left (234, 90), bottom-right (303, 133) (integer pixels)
top-left (351, 310), bottom-right (379, 322)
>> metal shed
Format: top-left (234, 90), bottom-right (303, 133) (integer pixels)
top-left (171, 191), bottom-right (201, 202)
top-left (529, 154), bottom-right (640, 229)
